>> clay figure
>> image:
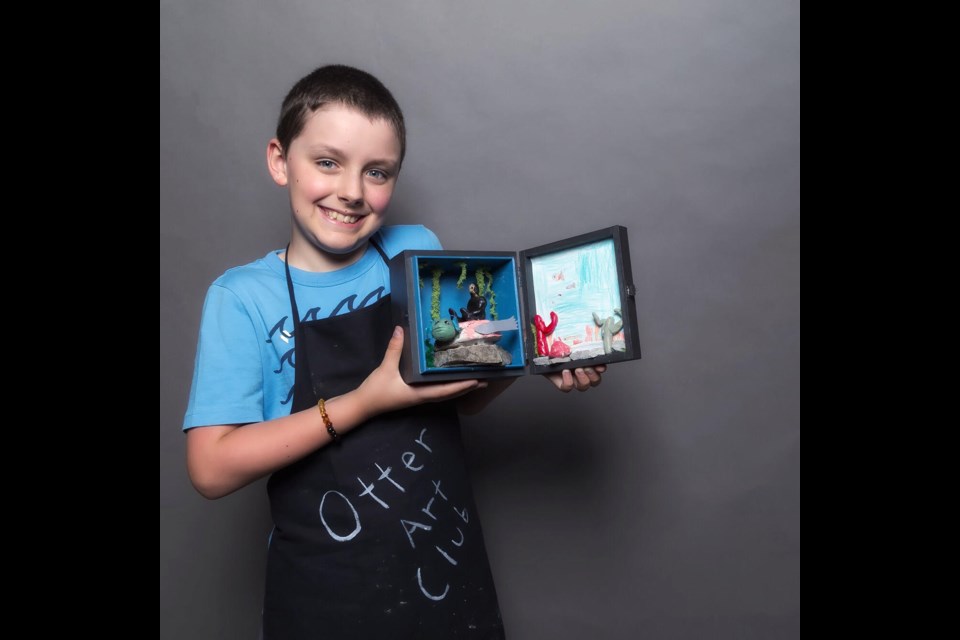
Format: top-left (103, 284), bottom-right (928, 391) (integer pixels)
top-left (431, 313), bottom-right (514, 367)
top-left (549, 337), bottom-right (571, 358)
top-left (449, 283), bottom-right (487, 322)
top-left (592, 308), bottom-right (623, 355)
top-left (431, 316), bottom-right (461, 347)
top-left (533, 311), bottom-right (558, 357)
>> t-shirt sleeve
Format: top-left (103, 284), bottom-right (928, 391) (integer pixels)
top-left (183, 284), bottom-right (265, 430)
top-left (421, 226), bottom-right (443, 251)
top-left (379, 225), bottom-right (443, 255)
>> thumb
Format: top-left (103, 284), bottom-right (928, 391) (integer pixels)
top-left (381, 325), bottom-right (405, 368)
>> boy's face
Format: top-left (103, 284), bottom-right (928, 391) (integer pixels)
top-left (268, 103), bottom-right (401, 271)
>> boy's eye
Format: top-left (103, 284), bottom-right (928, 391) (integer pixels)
top-left (316, 159), bottom-right (337, 170)
top-left (367, 169), bottom-right (389, 181)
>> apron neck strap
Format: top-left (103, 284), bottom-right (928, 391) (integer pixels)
top-left (283, 244), bottom-right (302, 333)
top-left (369, 236), bottom-right (389, 263)
top-left (284, 236), bottom-right (389, 332)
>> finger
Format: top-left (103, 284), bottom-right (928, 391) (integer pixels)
top-left (381, 326), bottom-right (405, 368)
top-left (419, 379), bottom-right (485, 401)
top-left (544, 371), bottom-right (573, 392)
top-left (573, 368), bottom-right (591, 391)
top-left (439, 380), bottom-right (486, 401)
top-left (583, 367), bottom-right (602, 386)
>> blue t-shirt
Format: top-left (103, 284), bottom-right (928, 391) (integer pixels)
top-left (183, 225), bottom-right (442, 430)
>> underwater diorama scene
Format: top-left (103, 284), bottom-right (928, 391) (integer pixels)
top-left (527, 238), bottom-right (626, 366)
top-left (412, 255), bottom-right (525, 376)
top-left (391, 226), bottom-right (640, 382)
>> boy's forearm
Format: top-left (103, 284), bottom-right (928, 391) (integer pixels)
top-left (187, 339), bottom-right (489, 499)
top-left (186, 389), bottom-right (375, 499)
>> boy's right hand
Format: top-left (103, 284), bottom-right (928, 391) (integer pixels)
top-left (356, 326), bottom-right (486, 419)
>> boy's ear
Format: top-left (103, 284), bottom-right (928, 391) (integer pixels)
top-left (266, 139), bottom-right (289, 186)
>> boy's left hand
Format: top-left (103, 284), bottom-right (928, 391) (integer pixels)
top-left (545, 365), bottom-right (606, 393)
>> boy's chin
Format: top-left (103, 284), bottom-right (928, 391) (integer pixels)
top-left (317, 233), bottom-right (379, 258)
top-left (332, 230), bottom-right (381, 252)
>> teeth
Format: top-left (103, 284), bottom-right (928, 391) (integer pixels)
top-left (324, 209), bottom-right (360, 224)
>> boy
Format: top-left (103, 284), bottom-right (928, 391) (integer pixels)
top-left (184, 65), bottom-right (603, 639)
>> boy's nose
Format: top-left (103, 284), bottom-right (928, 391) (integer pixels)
top-left (337, 174), bottom-right (364, 208)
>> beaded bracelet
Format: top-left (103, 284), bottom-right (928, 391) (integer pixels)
top-left (317, 398), bottom-right (340, 443)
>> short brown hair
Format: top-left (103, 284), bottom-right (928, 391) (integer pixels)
top-left (276, 65), bottom-right (406, 165)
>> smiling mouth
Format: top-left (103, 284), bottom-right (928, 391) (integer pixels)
top-left (322, 207), bottom-right (364, 224)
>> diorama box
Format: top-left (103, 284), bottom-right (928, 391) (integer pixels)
top-left (389, 225), bottom-right (641, 383)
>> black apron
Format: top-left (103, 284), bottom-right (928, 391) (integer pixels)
top-left (263, 240), bottom-right (504, 640)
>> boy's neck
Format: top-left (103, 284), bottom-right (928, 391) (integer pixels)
top-left (284, 237), bottom-right (370, 273)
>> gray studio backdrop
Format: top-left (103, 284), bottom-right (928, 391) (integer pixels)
top-left (160, 1), bottom-right (800, 638)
